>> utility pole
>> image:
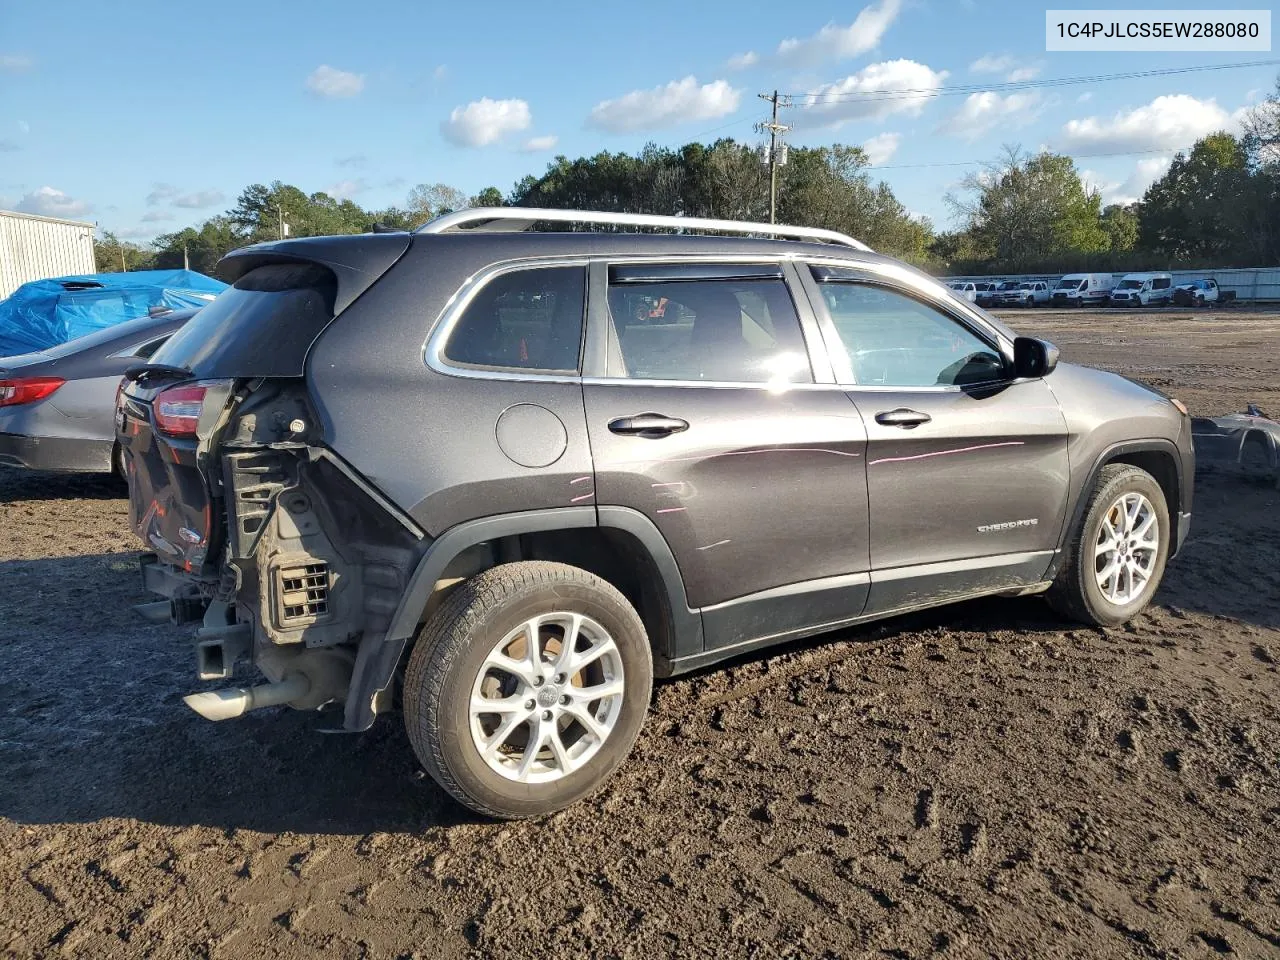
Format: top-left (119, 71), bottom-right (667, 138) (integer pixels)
top-left (183, 243), bottom-right (190, 270)
top-left (120, 244), bottom-right (126, 272)
top-left (756, 90), bottom-right (791, 224)
top-left (277, 204), bottom-right (285, 240)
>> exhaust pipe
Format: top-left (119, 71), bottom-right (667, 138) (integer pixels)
top-left (183, 673), bottom-right (310, 722)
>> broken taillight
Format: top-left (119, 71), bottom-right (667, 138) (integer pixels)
top-left (0, 376), bottom-right (65, 407)
top-left (153, 383), bottom-right (208, 438)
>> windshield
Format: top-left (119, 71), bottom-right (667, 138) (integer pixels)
top-left (997, 282), bottom-right (1018, 290)
top-left (1018, 283), bottom-right (1035, 290)
top-left (1057, 279), bottom-right (1083, 290)
top-left (1117, 279), bottom-right (1143, 290)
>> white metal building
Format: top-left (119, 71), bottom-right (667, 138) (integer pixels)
top-left (0, 209), bottom-right (96, 301)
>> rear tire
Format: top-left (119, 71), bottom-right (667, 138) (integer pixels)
top-left (1048, 464), bottom-right (1170, 627)
top-left (403, 561), bottom-right (653, 819)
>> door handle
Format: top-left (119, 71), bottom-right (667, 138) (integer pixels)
top-left (608, 413), bottom-right (690, 438)
top-left (875, 408), bottom-right (932, 428)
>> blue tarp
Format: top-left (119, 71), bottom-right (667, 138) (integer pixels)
top-left (0, 269), bottom-right (227, 356)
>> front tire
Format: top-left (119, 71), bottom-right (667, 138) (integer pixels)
top-left (1048, 464), bottom-right (1170, 627)
top-left (403, 561), bottom-right (653, 819)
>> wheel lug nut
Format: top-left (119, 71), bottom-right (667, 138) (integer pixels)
top-left (554, 674), bottom-right (565, 684)
top-left (542, 710), bottom-right (552, 721)
top-left (525, 699), bottom-right (535, 710)
top-left (560, 694), bottom-right (571, 705)
top-left (533, 677), bottom-right (543, 686)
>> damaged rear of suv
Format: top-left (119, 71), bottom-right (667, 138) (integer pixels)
top-left (120, 209), bottom-right (1194, 819)
top-left (120, 237), bottom-right (422, 725)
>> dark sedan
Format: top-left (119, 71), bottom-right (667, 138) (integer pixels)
top-left (0, 308), bottom-right (197, 475)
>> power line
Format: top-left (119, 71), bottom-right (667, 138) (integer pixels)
top-left (789, 57), bottom-right (1280, 104)
top-left (865, 147), bottom-right (1176, 172)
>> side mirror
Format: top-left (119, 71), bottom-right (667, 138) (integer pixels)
top-left (1013, 337), bottom-right (1059, 378)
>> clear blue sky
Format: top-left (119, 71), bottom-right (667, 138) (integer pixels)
top-left (0, 0), bottom-right (1274, 240)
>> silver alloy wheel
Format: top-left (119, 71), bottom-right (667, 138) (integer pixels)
top-left (1094, 492), bottom-right (1159, 605)
top-left (469, 612), bottom-right (625, 784)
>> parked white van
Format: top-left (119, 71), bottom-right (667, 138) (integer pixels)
top-left (1051, 273), bottom-right (1116, 307)
top-left (1109, 272), bottom-right (1174, 307)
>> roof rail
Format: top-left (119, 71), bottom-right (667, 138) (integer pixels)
top-left (414, 207), bottom-right (872, 251)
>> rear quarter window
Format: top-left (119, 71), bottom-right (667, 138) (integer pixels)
top-left (441, 266), bottom-right (587, 374)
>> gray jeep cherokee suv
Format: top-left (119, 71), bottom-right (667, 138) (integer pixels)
top-left (118, 208), bottom-right (1194, 818)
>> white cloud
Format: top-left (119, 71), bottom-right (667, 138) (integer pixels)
top-left (774, 0), bottom-right (902, 66)
top-left (795, 59), bottom-right (948, 129)
top-left (146, 183), bottom-right (177, 205)
top-left (970, 54), bottom-right (1041, 82)
top-left (433, 64), bottom-right (448, 81)
top-left (938, 91), bottom-right (1041, 140)
top-left (969, 54), bottom-right (1015, 74)
top-left (14, 186), bottom-right (91, 218)
top-left (306, 65), bottom-right (366, 99)
top-left (1083, 156), bottom-right (1173, 206)
top-left (17, 120), bottom-right (30, 134)
top-left (171, 189), bottom-right (224, 209)
top-left (442, 97), bottom-right (532, 146)
top-left (521, 134), bottom-right (559, 152)
top-left (140, 211), bottom-right (174, 223)
top-left (588, 77), bottom-right (741, 133)
top-left (0, 54), bottom-right (33, 72)
top-left (1059, 94), bottom-right (1243, 153)
top-left (862, 131), bottom-right (901, 165)
top-left (727, 51), bottom-right (759, 70)
top-left (1077, 92), bottom-right (1092, 103)
top-left (147, 183), bottom-right (223, 208)
top-left (326, 178), bottom-right (368, 200)
top-left (116, 227), bottom-right (157, 240)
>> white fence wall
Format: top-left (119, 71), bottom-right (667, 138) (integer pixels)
top-left (0, 210), bottom-right (96, 300)
top-left (943, 267), bottom-right (1280, 303)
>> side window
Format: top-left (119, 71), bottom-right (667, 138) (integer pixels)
top-left (443, 266), bottom-right (586, 373)
top-left (816, 280), bottom-right (1006, 387)
top-left (1153, 277), bottom-right (1171, 290)
top-left (606, 275), bottom-right (813, 384)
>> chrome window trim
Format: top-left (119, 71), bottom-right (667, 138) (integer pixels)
top-left (424, 256), bottom-right (593, 383)
top-left (579, 376), bottom-right (960, 393)
top-left (424, 252), bottom-right (867, 389)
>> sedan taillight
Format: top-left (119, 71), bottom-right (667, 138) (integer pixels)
top-left (0, 376), bottom-right (65, 408)
top-left (154, 384), bottom-right (208, 438)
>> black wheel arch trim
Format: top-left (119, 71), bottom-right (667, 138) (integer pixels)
top-left (1049, 437), bottom-right (1188, 580)
top-left (342, 504), bottom-right (700, 731)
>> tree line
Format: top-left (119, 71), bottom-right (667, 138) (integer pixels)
top-left (95, 79), bottom-right (1280, 279)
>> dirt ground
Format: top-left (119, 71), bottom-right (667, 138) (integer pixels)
top-left (1, 307), bottom-right (1278, 959)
